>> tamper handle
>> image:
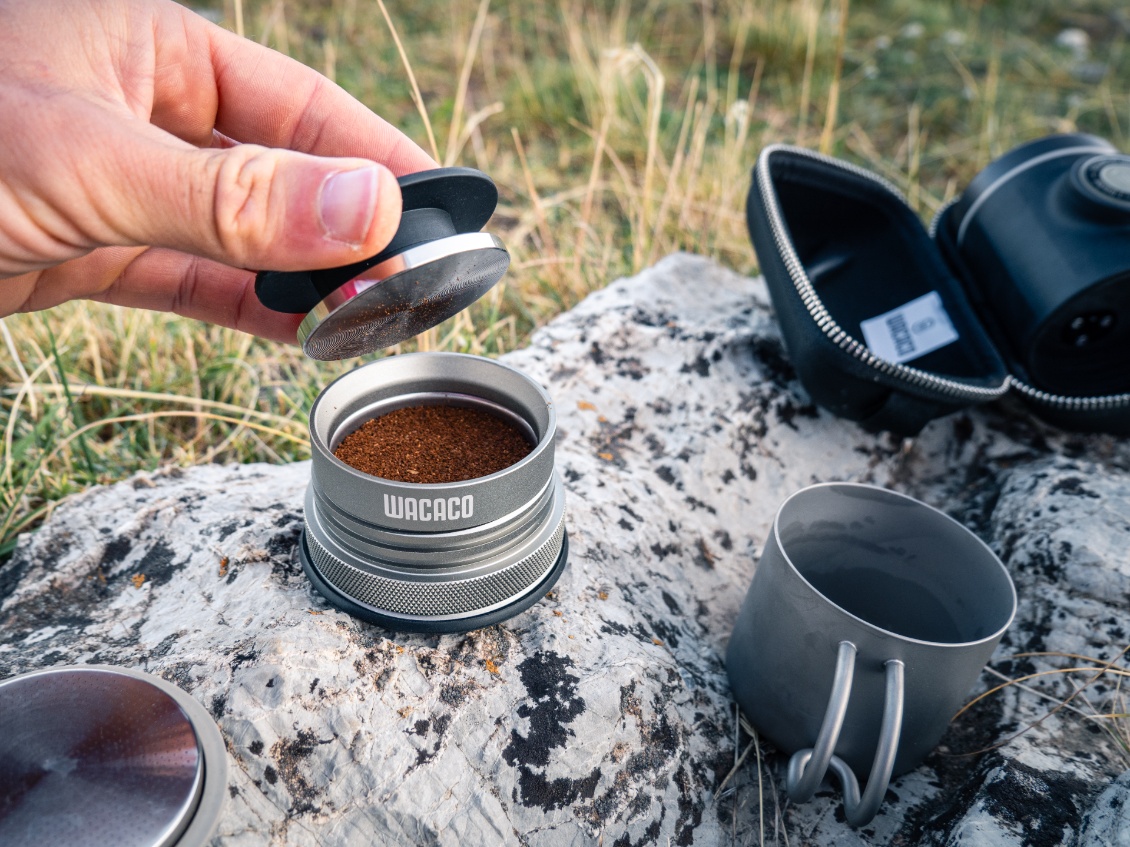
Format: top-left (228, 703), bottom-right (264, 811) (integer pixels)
top-left (254, 167), bottom-right (498, 314)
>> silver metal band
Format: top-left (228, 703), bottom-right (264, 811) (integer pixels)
top-left (304, 499), bottom-right (565, 621)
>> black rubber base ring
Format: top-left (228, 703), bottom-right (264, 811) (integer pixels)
top-left (299, 530), bottom-right (570, 634)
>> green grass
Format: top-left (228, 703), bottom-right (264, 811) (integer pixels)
top-left (2, 0), bottom-right (1128, 552)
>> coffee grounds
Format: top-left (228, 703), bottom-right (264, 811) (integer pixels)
top-left (334, 404), bottom-right (533, 483)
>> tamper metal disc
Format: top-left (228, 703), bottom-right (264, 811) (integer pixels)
top-left (256, 167), bottom-right (509, 360)
top-left (0, 666), bottom-right (227, 847)
top-left (299, 232), bottom-right (509, 360)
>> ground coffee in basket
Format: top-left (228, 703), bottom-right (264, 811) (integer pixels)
top-left (334, 405), bottom-right (533, 483)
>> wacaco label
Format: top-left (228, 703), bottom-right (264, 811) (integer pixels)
top-left (383, 494), bottom-right (474, 522)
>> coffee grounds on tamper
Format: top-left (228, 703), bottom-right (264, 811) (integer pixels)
top-left (334, 405), bottom-right (533, 483)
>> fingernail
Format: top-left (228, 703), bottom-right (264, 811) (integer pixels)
top-left (319, 166), bottom-right (379, 246)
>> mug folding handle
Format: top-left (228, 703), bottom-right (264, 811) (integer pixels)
top-left (785, 641), bottom-right (905, 828)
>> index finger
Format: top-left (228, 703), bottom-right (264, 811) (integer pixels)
top-left (149, 1), bottom-right (436, 175)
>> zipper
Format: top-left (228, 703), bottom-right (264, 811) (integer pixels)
top-left (1005, 375), bottom-right (1130, 412)
top-left (929, 197), bottom-right (1130, 413)
top-left (927, 198), bottom-right (958, 240)
top-left (755, 144), bottom-right (1009, 403)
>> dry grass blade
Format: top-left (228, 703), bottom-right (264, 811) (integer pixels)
top-left (445, 0), bottom-right (493, 167)
top-left (375, 0), bottom-right (439, 162)
top-left (981, 667), bottom-right (1096, 721)
top-left (953, 663), bottom-right (1130, 721)
top-left (951, 645), bottom-right (1130, 757)
top-left (818, 0), bottom-right (849, 155)
top-left (10, 384), bottom-right (304, 429)
top-left (0, 410), bottom-right (309, 543)
top-left (716, 734), bottom-right (758, 801)
top-left (44, 410), bottom-right (307, 469)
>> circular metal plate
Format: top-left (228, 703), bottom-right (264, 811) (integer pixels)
top-left (1097, 160), bottom-right (1130, 196)
top-left (1078, 154), bottom-right (1130, 211)
top-left (299, 232), bottom-right (509, 360)
top-left (0, 666), bottom-right (226, 847)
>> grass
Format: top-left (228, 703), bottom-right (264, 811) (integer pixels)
top-left (2, 0), bottom-right (1128, 553)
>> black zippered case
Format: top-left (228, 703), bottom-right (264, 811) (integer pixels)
top-left (746, 144), bottom-right (1130, 436)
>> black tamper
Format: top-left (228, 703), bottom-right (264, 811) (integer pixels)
top-left (255, 167), bottom-right (509, 360)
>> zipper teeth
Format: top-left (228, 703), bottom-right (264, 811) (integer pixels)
top-left (756, 145), bottom-right (1009, 403)
top-left (929, 194), bottom-right (1130, 412)
top-left (927, 198), bottom-right (958, 239)
top-left (1006, 378), bottom-right (1130, 412)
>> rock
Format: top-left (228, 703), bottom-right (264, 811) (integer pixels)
top-left (2, 253), bottom-right (1129, 845)
top-left (1080, 771), bottom-right (1130, 847)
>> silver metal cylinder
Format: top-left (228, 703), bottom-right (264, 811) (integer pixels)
top-left (301, 352), bottom-right (568, 632)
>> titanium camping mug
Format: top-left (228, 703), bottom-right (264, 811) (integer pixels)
top-left (726, 483), bottom-right (1016, 827)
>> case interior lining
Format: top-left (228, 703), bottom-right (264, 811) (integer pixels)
top-left (769, 157), bottom-right (1004, 384)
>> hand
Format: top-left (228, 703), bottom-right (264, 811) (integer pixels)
top-left (0, 0), bottom-right (435, 342)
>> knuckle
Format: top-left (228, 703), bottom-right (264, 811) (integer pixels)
top-left (210, 145), bottom-right (283, 263)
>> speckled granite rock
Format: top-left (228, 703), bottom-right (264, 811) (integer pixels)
top-left (2, 253), bottom-right (1129, 846)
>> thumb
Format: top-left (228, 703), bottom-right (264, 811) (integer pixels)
top-left (102, 136), bottom-right (405, 273)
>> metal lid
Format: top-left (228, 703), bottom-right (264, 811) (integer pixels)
top-left (255, 167), bottom-right (509, 360)
top-left (1073, 154), bottom-right (1130, 214)
top-left (0, 666), bottom-right (227, 847)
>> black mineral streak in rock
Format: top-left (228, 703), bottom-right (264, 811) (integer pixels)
top-left (0, 556), bottom-right (29, 606)
top-left (620, 504), bottom-right (644, 523)
top-left (1050, 476), bottom-right (1101, 499)
top-left (892, 694), bottom-right (1007, 845)
top-left (272, 729), bottom-right (325, 814)
top-left (126, 540), bottom-right (181, 584)
top-left (502, 651), bottom-right (596, 810)
top-left (660, 590), bottom-right (681, 615)
top-left (267, 526), bottom-right (302, 560)
top-left (505, 651), bottom-right (584, 768)
top-left (680, 355), bottom-right (711, 377)
top-left (616, 357), bottom-right (649, 380)
top-left (413, 713), bottom-right (452, 768)
top-left (612, 817), bottom-right (663, 847)
top-left (981, 761), bottom-right (1095, 847)
top-left (748, 336), bottom-right (797, 388)
top-left (100, 536), bottom-right (134, 569)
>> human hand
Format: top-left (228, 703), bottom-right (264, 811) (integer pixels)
top-left (0, 0), bottom-right (435, 342)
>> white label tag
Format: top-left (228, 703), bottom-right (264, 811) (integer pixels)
top-left (859, 292), bottom-right (959, 365)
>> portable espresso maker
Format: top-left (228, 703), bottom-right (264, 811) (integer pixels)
top-left (746, 133), bottom-right (1130, 435)
top-left (256, 168), bottom-right (568, 633)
